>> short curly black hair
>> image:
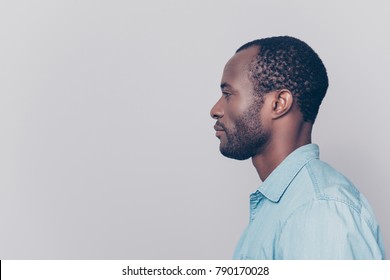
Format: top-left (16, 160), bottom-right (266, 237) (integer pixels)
top-left (236, 36), bottom-right (329, 123)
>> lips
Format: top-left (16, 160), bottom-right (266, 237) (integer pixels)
top-left (214, 124), bottom-right (225, 131)
top-left (214, 123), bottom-right (225, 138)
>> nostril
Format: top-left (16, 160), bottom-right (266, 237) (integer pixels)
top-left (212, 113), bottom-right (221, 120)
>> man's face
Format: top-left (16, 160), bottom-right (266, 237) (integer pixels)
top-left (210, 46), bottom-right (270, 160)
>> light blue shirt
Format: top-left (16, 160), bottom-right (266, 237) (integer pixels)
top-left (233, 144), bottom-right (385, 259)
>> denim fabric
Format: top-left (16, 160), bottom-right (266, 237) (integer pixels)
top-left (233, 144), bottom-right (385, 259)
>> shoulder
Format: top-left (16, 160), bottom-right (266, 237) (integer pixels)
top-left (303, 159), bottom-right (364, 213)
top-left (283, 158), bottom-right (380, 231)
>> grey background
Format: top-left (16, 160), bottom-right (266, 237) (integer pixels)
top-left (0, 0), bottom-right (388, 259)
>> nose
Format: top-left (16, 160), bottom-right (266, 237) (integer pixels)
top-left (210, 97), bottom-right (224, 120)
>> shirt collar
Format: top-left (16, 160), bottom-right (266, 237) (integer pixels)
top-left (256, 143), bottom-right (320, 202)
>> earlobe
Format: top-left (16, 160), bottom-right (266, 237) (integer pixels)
top-left (272, 89), bottom-right (293, 119)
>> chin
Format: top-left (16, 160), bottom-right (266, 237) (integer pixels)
top-left (220, 148), bottom-right (252, 161)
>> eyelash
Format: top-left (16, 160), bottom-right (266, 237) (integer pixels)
top-left (223, 92), bottom-right (232, 100)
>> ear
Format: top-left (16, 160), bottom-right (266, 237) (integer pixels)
top-left (271, 89), bottom-right (293, 119)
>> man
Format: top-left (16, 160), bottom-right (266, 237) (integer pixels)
top-left (210, 36), bottom-right (385, 259)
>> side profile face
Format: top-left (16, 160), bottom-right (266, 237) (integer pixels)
top-left (210, 46), bottom-right (271, 160)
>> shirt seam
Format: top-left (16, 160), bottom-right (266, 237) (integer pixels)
top-left (305, 162), bottom-right (363, 214)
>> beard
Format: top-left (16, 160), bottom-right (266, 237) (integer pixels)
top-left (218, 101), bottom-right (270, 160)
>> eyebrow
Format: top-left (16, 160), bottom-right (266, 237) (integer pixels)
top-left (220, 82), bottom-right (233, 90)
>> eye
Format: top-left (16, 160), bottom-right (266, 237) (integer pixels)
top-left (222, 92), bottom-right (232, 100)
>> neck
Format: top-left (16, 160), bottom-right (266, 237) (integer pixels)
top-left (252, 121), bottom-right (313, 181)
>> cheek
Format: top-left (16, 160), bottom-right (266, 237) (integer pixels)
top-left (225, 98), bottom-right (250, 121)
top-left (224, 107), bottom-right (240, 130)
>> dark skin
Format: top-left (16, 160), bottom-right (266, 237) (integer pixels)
top-left (210, 46), bottom-right (313, 181)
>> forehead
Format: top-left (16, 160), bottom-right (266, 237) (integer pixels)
top-left (221, 46), bottom-right (259, 88)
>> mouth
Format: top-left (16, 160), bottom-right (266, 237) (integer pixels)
top-left (214, 124), bottom-right (225, 138)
